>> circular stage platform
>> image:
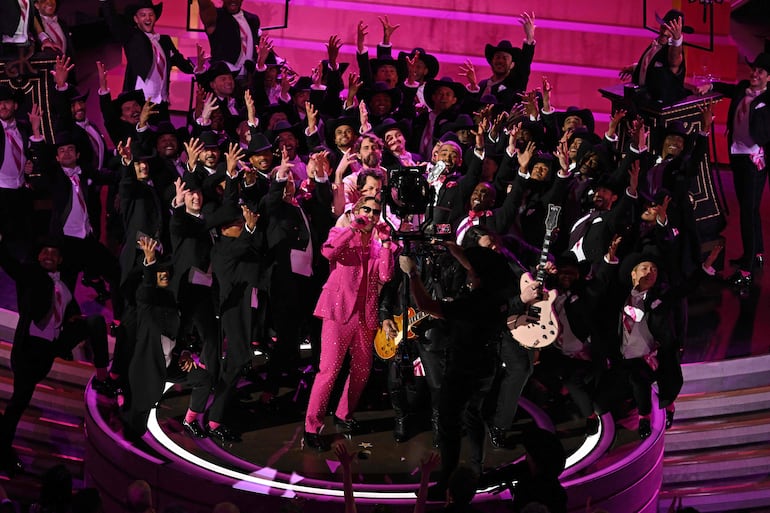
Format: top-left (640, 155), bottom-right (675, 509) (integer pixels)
top-left (84, 379), bottom-right (666, 513)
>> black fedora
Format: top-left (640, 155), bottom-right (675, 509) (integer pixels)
top-left (369, 55), bottom-right (399, 76)
top-left (358, 81), bottom-right (402, 110)
top-left (746, 52), bottom-right (770, 73)
top-left (0, 84), bottom-right (23, 103)
top-left (321, 60), bottom-right (350, 81)
top-left (654, 9), bottom-right (694, 34)
top-left (268, 120), bottom-right (303, 145)
top-left (437, 113), bottom-right (475, 138)
top-left (112, 89), bottom-right (145, 112)
top-left (664, 120), bottom-right (689, 139)
top-left (53, 131), bottom-right (79, 150)
top-left (198, 130), bottom-right (222, 149)
top-left (129, 140), bottom-right (157, 161)
top-left (181, 172), bottom-right (202, 192)
top-left (324, 115), bottom-right (359, 148)
top-left (289, 76), bottom-right (313, 95)
top-left (396, 48), bottom-right (439, 80)
top-left (244, 132), bottom-right (272, 157)
top-left (126, 0), bottom-right (162, 20)
top-left (197, 60), bottom-right (238, 88)
top-left (373, 117), bottom-right (411, 141)
top-left (423, 76), bottom-right (466, 111)
top-left (555, 106), bottom-right (595, 134)
top-left (484, 40), bottom-right (522, 64)
top-left (68, 88), bottom-right (89, 103)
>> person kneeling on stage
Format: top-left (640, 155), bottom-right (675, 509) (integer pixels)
top-left (123, 237), bottom-right (212, 440)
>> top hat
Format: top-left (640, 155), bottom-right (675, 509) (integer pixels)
top-left (664, 120), bottom-right (689, 139)
top-left (112, 90), bottom-right (145, 113)
top-left (373, 117), bottom-right (411, 141)
top-left (197, 60), bottom-right (239, 87)
top-left (555, 106), bottom-right (596, 134)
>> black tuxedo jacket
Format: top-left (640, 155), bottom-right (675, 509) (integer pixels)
top-left (101, 0), bottom-right (195, 94)
top-left (207, 8), bottom-right (260, 67)
top-left (712, 80), bottom-right (770, 152)
top-left (471, 42), bottom-right (535, 108)
top-left (0, 241), bottom-right (79, 344)
top-left (168, 204), bottom-right (216, 298)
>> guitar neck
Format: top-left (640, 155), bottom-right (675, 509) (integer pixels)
top-left (408, 311), bottom-right (430, 325)
top-left (536, 229), bottom-right (553, 283)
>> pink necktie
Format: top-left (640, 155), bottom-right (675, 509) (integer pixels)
top-left (7, 127), bottom-right (24, 171)
top-left (154, 41), bottom-right (166, 80)
top-left (45, 19), bottom-right (63, 49)
top-left (238, 21), bottom-right (248, 59)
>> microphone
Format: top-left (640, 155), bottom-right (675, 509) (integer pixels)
top-left (427, 160), bottom-right (446, 184)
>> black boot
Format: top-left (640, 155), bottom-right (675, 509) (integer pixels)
top-left (393, 414), bottom-right (409, 442)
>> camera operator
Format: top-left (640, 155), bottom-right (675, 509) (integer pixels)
top-left (399, 244), bottom-right (533, 502)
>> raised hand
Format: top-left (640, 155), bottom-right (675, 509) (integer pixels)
top-left (378, 15), bottom-right (400, 45)
top-left (358, 99), bottom-right (370, 132)
top-left (554, 139), bottom-right (569, 171)
top-left (194, 43), bottom-right (206, 73)
top-left (51, 55), bottom-right (74, 88)
top-left (628, 159), bottom-right (640, 194)
top-left (699, 99), bottom-right (715, 133)
top-left (28, 103), bottom-right (42, 137)
top-left (346, 71), bottom-right (363, 103)
top-left (405, 51), bottom-right (421, 84)
top-left (517, 140), bottom-right (536, 171)
top-left (305, 100), bottom-right (319, 132)
top-left (257, 36), bottom-right (273, 68)
top-left (664, 16), bottom-right (683, 41)
top-left (96, 60), bottom-right (109, 90)
top-left (242, 204), bottom-right (259, 231)
top-left (356, 20), bottom-right (369, 53)
top-left (138, 235), bottom-right (158, 263)
top-left (139, 100), bottom-right (159, 128)
top-left (607, 108), bottom-right (627, 138)
top-left (184, 137), bottom-right (204, 168)
top-left (654, 194), bottom-right (671, 225)
top-left (520, 11), bottom-right (536, 44)
top-left (619, 64), bottom-right (635, 82)
top-left (326, 34), bottom-right (342, 67)
top-left (225, 142), bottom-right (245, 177)
top-left (118, 137), bottom-right (133, 163)
top-left (173, 177), bottom-right (187, 207)
top-left (507, 121), bottom-right (522, 151)
top-left (244, 89), bottom-right (257, 125)
top-left (458, 59), bottom-right (477, 90)
top-left (541, 75), bottom-right (552, 110)
top-left (200, 92), bottom-right (219, 122)
top-left (607, 234), bottom-right (622, 262)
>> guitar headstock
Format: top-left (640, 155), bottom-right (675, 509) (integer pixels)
top-left (545, 204), bottom-right (562, 234)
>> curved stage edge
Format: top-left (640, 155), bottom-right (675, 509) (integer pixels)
top-left (84, 383), bottom-right (664, 513)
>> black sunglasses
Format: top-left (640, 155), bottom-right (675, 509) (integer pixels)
top-left (360, 205), bottom-right (382, 216)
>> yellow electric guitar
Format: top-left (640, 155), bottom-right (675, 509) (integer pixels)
top-left (374, 307), bottom-right (431, 360)
top-left (509, 204), bottom-right (561, 349)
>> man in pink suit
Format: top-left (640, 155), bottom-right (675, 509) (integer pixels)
top-left (304, 196), bottom-right (395, 451)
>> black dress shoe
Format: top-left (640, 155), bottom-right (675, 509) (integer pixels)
top-left (303, 431), bottom-right (330, 452)
top-left (756, 254), bottom-right (764, 267)
top-left (207, 424), bottom-right (241, 443)
top-left (183, 420), bottom-right (208, 438)
top-left (488, 425), bottom-right (506, 448)
top-left (638, 418), bottom-right (652, 439)
top-left (334, 416), bottom-right (361, 434)
top-left (728, 270), bottom-right (753, 288)
top-left (665, 409), bottom-right (675, 429)
top-left (393, 416), bottom-right (409, 443)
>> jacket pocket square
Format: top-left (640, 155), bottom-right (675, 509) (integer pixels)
top-left (755, 102), bottom-right (766, 109)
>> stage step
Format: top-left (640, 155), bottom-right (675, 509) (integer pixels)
top-left (660, 475), bottom-right (770, 513)
top-left (665, 409), bottom-right (770, 451)
top-left (0, 341), bottom-right (94, 389)
top-left (675, 384), bottom-right (770, 420)
top-left (680, 355), bottom-right (770, 394)
top-left (0, 368), bottom-right (85, 419)
top-left (664, 443), bottom-right (770, 483)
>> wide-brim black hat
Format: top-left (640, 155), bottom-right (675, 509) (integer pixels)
top-left (126, 0), bottom-right (163, 20)
top-left (112, 89), bottom-right (145, 112)
top-left (68, 88), bottom-right (89, 103)
top-left (664, 120), bottom-right (689, 139)
top-left (198, 130), bottom-right (221, 149)
top-left (268, 120), bottom-right (303, 146)
top-left (484, 40), bottom-right (522, 64)
top-left (358, 82), bottom-right (402, 110)
top-left (209, 201), bottom-right (244, 228)
top-left (181, 172), bottom-right (202, 192)
top-left (259, 103), bottom-right (290, 128)
top-left (619, 248), bottom-right (663, 286)
top-left (129, 141), bottom-right (157, 161)
top-left (373, 117), bottom-right (411, 141)
top-left (197, 60), bottom-right (239, 89)
top-left (746, 52), bottom-right (770, 73)
top-left (0, 85), bottom-right (23, 103)
top-left (369, 56), bottom-right (399, 76)
top-left (655, 10), bottom-right (694, 35)
top-left (324, 115), bottom-right (358, 148)
top-left (396, 48), bottom-right (439, 80)
top-left (594, 173), bottom-right (623, 195)
top-left (289, 76), bottom-right (313, 95)
top-left (437, 113), bottom-right (475, 138)
top-left (568, 127), bottom-right (602, 147)
top-left (423, 76), bottom-right (466, 111)
top-left (244, 132), bottom-right (273, 157)
top-left (155, 120), bottom-right (189, 143)
top-left (555, 106), bottom-right (595, 134)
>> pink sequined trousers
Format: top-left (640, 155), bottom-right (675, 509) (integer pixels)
top-left (304, 310), bottom-right (375, 433)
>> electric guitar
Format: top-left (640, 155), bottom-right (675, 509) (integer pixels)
top-left (374, 307), bottom-right (431, 360)
top-left (509, 204), bottom-right (561, 349)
